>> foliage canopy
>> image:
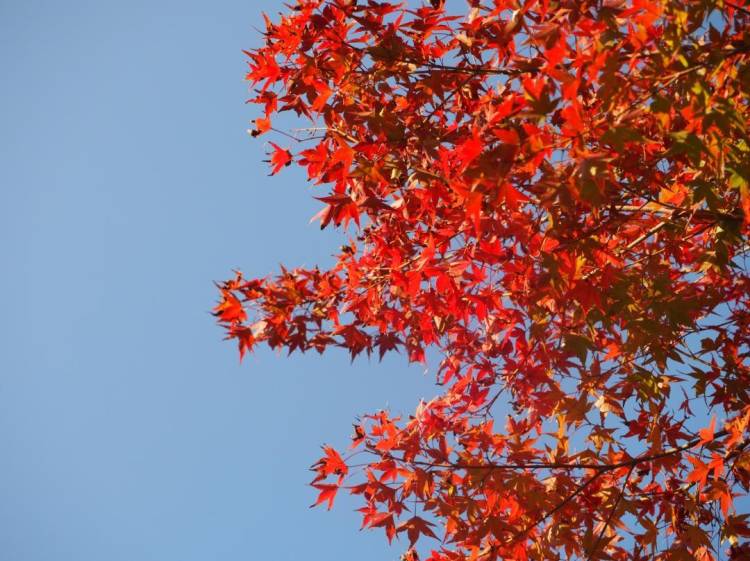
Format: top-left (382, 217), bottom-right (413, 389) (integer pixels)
top-left (215, 1), bottom-right (750, 559)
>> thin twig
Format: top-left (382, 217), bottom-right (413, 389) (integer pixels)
top-left (401, 429), bottom-right (729, 472)
top-left (585, 465), bottom-right (635, 561)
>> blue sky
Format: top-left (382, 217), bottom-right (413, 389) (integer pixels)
top-left (0, 2), bottom-right (440, 559)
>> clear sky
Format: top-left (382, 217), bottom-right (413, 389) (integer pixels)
top-left (0, 1), bottom-right (440, 560)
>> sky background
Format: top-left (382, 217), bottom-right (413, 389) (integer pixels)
top-left (0, 1), bottom-right (443, 560)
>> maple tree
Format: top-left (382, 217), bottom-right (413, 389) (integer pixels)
top-left (214, 0), bottom-right (750, 559)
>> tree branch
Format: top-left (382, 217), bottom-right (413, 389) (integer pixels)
top-left (401, 430), bottom-right (729, 473)
top-left (585, 465), bottom-right (635, 561)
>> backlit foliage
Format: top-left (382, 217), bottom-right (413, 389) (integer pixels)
top-left (215, 1), bottom-right (750, 559)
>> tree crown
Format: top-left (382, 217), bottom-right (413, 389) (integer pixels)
top-left (215, 1), bottom-right (750, 559)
